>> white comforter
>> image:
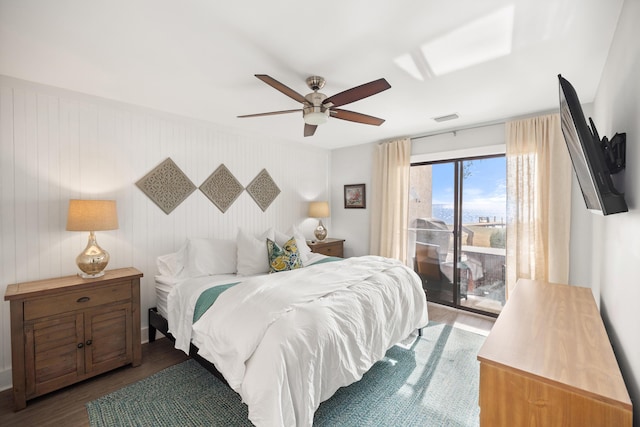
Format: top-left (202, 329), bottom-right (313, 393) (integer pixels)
top-left (191, 255), bottom-right (428, 427)
top-left (166, 274), bottom-right (240, 354)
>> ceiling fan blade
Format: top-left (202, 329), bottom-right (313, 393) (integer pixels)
top-left (255, 74), bottom-right (308, 104)
top-left (237, 109), bottom-right (301, 118)
top-left (323, 78), bottom-right (391, 108)
top-left (304, 123), bottom-right (317, 137)
top-left (330, 109), bottom-right (385, 126)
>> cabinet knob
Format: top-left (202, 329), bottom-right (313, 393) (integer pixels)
top-left (77, 343), bottom-right (84, 349)
top-left (76, 296), bottom-right (91, 303)
top-left (86, 339), bottom-right (92, 346)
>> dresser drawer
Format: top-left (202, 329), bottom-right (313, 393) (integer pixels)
top-left (24, 283), bottom-right (131, 320)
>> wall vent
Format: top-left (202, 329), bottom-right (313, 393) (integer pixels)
top-left (433, 113), bottom-right (459, 122)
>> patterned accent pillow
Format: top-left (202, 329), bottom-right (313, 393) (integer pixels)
top-left (266, 237), bottom-right (303, 273)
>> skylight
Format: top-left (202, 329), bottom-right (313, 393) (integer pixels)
top-left (394, 6), bottom-right (515, 80)
top-left (421, 6), bottom-right (514, 76)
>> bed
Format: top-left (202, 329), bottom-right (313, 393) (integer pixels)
top-left (149, 227), bottom-right (428, 427)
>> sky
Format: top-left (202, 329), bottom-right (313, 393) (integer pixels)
top-left (431, 157), bottom-right (506, 212)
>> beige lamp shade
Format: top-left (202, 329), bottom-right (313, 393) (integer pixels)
top-left (308, 201), bottom-right (330, 218)
top-left (66, 200), bottom-right (119, 231)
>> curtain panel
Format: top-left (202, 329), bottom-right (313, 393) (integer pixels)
top-left (505, 114), bottom-right (572, 296)
top-left (369, 138), bottom-right (411, 264)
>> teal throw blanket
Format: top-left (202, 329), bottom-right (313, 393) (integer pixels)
top-left (192, 256), bottom-right (343, 323)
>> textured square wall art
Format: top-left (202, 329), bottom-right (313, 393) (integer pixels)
top-left (199, 164), bottom-right (244, 213)
top-left (246, 169), bottom-right (280, 212)
top-left (136, 158), bottom-right (196, 214)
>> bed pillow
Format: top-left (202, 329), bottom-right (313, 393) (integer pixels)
top-left (273, 228), bottom-right (290, 246)
top-left (273, 225), bottom-right (312, 266)
top-left (183, 238), bottom-right (237, 277)
top-left (156, 241), bottom-right (188, 277)
top-left (237, 228), bottom-right (275, 276)
top-left (267, 237), bottom-right (303, 273)
top-left (288, 225), bottom-right (312, 266)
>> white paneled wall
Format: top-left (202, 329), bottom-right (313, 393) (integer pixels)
top-left (0, 76), bottom-right (330, 388)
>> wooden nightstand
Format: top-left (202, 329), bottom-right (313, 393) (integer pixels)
top-left (4, 267), bottom-right (143, 410)
top-left (308, 238), bottom-right (345, 258)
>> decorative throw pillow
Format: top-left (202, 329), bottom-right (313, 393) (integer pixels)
top-left (267, 237), bottom-right (303, 273)
top-left (288, 225), bottom-right (312, 265)
top-left (274, 226), bottom-right (312, 266)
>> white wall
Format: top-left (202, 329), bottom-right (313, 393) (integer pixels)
top-left (0, 76), bottom-right (330, 390)
top-left (590, 0), bottom-right (640, 422)
top-left (330, 143), bottom-right (375, 257)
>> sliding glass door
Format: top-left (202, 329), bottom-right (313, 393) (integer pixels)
top-left (408, 155), bottom-right (506, 316)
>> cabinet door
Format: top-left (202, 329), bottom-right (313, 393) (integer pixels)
top-left (25, 313), bottom-right (84, 398)
top-left (84, 302), bottom-right (132, 376)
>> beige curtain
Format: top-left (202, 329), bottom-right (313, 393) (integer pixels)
top-left (505, 114), bottom-right (572, 296)
top-left (369, 138), bottom-right (411, 263)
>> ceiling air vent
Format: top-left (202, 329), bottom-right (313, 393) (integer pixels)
top-left (433, 113), bottom-right (459, 123)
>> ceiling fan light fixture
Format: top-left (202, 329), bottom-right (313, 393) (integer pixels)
top-left (303, 106), bottom-right (330, 125)
top-left (240, 74), bottom-right (390, 136)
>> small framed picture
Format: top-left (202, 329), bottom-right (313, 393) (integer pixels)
top-left (344, 184), bottom-right (366, 209)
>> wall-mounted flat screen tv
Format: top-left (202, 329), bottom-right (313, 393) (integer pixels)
top-left (558, 74), bottom-right (627, 215)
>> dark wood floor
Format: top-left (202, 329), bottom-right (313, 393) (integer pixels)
top-left (0, 338), bottom-right (188, 427)
top-left (0, 303), bottom-right (494, 426)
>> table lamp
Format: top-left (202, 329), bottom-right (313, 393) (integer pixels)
top-left (66, 199), bottom-right (119, 278)
top-left (308, 201), bottom-right (329, 241)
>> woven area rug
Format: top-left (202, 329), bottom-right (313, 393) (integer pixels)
top-left (86, 323), bottom-right (484, 426)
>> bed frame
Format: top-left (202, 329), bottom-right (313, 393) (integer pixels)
top-left (148, 307), bottom-right (229, 385)
top-left (149, 305), bottom-right (423, 387)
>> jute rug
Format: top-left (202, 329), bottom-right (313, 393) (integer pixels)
top-left (87, 323), bottom-right (484, 426)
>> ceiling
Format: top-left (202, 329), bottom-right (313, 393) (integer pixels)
top-left (0, 0), bottom-right (624, 150)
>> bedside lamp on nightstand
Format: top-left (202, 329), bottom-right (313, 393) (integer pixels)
top-left (308, 201), bottom-right (330, 242)
top-left (66, 199), bottom-right (119, 278)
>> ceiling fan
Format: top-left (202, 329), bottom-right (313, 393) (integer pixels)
top-left (238, 74), bottom-right (391, 137)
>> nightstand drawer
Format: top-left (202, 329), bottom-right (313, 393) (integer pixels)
top-left (318, 243), bottom-right (343, 257)
top-left (24, 282), bottom-right (131, 320)
top-left (308, 238), bottom-right (345, 258)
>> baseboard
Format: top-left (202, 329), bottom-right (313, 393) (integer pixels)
top-left (0, 367), bottom-right (12, 392)
top-left (141, 326), bottom-right (149, 344)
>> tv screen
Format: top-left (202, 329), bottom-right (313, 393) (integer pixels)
top-left (558, 75), bottom-right (627, 215)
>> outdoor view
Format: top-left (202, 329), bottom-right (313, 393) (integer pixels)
top-left (409, 156), bottom-right (506, 315)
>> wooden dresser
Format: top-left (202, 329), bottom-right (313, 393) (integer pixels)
top-left (4, 267), bottom-right (143, 410)
top-left (308, 238), bottom-right (345, 258)
top-left (477, 279), bottom-right (632, 426)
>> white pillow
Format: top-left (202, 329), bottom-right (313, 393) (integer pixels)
top-left (273, 228), bottom-right (290, 246)
top-left (236, 228), bottom-right (274, 276)
top-left (156, 241), bottom-right (187, 277)
top-left (183, 238), bottom-right (237, 277)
